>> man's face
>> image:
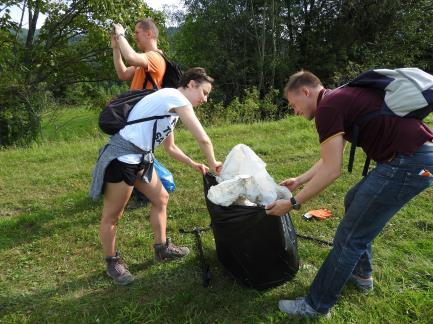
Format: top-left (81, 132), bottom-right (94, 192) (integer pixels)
top-left (134, 24), bottom-right (152, 50)
top-left (286, 87), bottom-right (316, 120)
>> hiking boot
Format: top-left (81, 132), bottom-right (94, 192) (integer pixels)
top-left (349, 274), bottom-right (374, 292)
top-left (105, 252), bottom-right (134, 285)
top-left (278, 297), bottom-right (330, 318)
top-left (154, 238), bottom-right (190, 262)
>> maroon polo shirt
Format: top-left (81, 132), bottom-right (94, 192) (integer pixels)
top-left (315, 87), bottom-right (433, 162)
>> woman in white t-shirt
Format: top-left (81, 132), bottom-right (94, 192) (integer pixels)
top-left (100, 67), bottom-right (222, 285)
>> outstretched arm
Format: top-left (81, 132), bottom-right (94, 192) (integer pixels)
top-left (174, 105), bottom-right (222, 174)
top-left (266, 135), bottom-right (345, 216)
top-left (280, 159), bottom-right (324, 191)
top-left (162, 132), bottom-right (209, 174)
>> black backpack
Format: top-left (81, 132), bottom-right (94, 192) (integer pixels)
top-left (143, 52), bottom-right (183, 89)
top-left (98, 88), bottom-right (170, 136)
top-left (99, 52), bottom-right (182, 136)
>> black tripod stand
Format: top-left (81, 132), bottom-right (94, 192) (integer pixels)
top-left (179, 226), bottom-right (212, 287)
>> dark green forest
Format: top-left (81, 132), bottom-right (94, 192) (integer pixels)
top-left (1, 0), bottom-right (432, 146)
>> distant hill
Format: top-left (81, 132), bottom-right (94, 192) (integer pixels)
top-left (11, 28), bottom-right (40, 42)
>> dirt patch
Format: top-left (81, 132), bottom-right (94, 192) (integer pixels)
top-left (0, 208), bottom-right (24, 217)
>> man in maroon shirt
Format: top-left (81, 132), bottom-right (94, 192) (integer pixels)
top-left (266, 70), bottom-right (433, 318)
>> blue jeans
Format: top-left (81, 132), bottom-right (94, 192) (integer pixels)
top-left (306, 143), bottom-right (433, 314)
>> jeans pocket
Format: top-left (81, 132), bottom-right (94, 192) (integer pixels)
top-left (397, 171), bottom-right (433, 201)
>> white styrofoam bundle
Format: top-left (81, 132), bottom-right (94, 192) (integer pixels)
top-left (208, 144), bottom-right (291, 206)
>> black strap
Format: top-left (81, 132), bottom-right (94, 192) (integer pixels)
top-left (125, 115), bottom-right (170, 126)
top-left (348, 124), bottom-right (359, 173)
top-left (362, 157), bottom-right (371, 176)
top-left (348, 110), bottom-right (385, 175)
top-left (143, 72), bottom-right (158, 90)
top-left (296, 233), bottom-right (333, 246)
top-left (151, 120), bottom-right (158, 153)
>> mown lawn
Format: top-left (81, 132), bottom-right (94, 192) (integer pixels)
top-left (0, 107), bottom-right (432, 323)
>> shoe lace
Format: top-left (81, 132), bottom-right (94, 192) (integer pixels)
top-left (112, 256), bottom-right (128, 274)
top-left (164, 239), bottom-right (185, 255)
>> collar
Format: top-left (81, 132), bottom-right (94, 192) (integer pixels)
top-left (317, 88), bottom-right (332, 107)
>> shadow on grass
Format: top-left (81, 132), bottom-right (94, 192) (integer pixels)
top-left (0, 193), bottom-right (100, 251)
top-left (0, 255), bottom-right (295, 323)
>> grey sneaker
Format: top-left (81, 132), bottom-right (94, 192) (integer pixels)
top-left (349, 274), bottom-right (374, 292)
top-left (105, 252), bottom-right (134, 285)
top-left (278, 297), bottom-right (330, 318)
top-left (154, 238), bottom-right (190, 262)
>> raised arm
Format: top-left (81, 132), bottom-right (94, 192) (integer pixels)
top-left (111, 34), bottom-right (136, 80)
top-left (112, 24), bottom-right (150, 68)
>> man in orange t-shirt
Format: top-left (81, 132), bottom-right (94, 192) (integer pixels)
top-left (111, 18), bottom-right (166, 209)
top-left (111, 18), bottom-right (166, 90)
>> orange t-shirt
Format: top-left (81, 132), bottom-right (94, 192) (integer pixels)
top-left (130, 51), bottom-right (166, 90)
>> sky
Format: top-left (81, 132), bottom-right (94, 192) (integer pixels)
top-left (6, 0), bottom-right (184, 29)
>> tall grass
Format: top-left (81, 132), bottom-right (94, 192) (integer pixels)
top-left (0, 108), bottom-right (432, 323)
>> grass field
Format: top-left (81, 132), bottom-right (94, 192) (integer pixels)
top-left (0, 107), bottom-right (432, 323)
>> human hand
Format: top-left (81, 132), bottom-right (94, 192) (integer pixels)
top-left (211, 161), bottom-right (223, 176)
top-left (280, 178), bottom-right (300, 191)
top-left (191, 162), bottom-right (209, 175)
top-left (265, 199), bottom-right (291, 216)
top-left (111, 34), bottom-right (119, 49)
top-left (112, 23), bottom-right (125, 37)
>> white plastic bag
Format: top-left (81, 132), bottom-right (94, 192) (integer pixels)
top-left (208, 144), bottom-right (291, 206)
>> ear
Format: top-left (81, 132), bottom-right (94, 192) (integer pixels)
top-left (301, 86), bottom-right (310, 97)
top-left (187, 80), bottom-right (197, 88)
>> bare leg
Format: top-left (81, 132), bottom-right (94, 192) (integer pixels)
top-left (134, 168), bottom-right (169, 244)
top-left (100, 181), bottom-right (133, 256)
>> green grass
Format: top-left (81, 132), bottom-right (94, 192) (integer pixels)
top-left (1, 108), bottom-right (432, 323)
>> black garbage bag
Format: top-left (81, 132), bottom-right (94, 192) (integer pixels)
top-left (203, 173), bottom-right (299, 290)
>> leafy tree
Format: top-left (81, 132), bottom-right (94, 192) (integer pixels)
top-left (0, 0), bottom-right (164, 146)
top-left (173, 0), bottom-right (433, 102)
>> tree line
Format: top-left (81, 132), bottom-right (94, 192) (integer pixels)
top-left (1, 0), bottom-right (432, 146)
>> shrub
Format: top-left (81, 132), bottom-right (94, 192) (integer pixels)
top-left (64, 82), bottom-right (128, 109)
top-left (193, 87), bottom-right (290, 126)
top-left (0, 82), bottom-right (55, 147)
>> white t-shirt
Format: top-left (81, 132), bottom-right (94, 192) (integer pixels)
top-left (118, 88), bottom-right (190, 164)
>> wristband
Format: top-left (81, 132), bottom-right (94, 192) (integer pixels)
top-left (290, 197), bottom-right (301, 210)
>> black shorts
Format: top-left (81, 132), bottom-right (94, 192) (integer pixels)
top-left (104, 159), bottom-right (145, 186)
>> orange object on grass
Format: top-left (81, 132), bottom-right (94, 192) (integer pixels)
top-left (304, 209), bottom-right (332, 220)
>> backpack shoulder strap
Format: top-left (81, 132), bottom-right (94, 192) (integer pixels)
top-left (142, 51), bottom-right (166, 90)
top-left (125, 114), bottom-right (171, 126)
top-left (143, 72), bottom-right (158, 90)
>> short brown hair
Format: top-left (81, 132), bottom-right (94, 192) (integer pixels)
top-left (284, 70), bottom-right (322, 98)
top-left (135, 18), bottom-right (159, 39)
top-left (178, 67), bottom-right (214, 88)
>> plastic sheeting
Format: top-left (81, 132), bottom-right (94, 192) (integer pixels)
top-left (207, 144), bottom-right (291, 206)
